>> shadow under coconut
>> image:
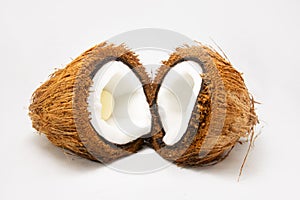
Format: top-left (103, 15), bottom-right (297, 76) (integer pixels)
top-left (29, 133), bottom-right (101, 172)
top-left (29, 133), bottom-right (259, 178)
top-left (188, 143), bottom-right (258, 180)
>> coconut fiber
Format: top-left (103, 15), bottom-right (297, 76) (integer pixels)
top-left (148, 45), bottom-right (258, 166)
top-left (29, 42), bottom-right (258, 166)
top-left (29, 43), bottom-right (152, 163)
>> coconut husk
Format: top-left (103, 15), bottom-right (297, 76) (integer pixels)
top-left (148, 44), bottom-right (258, 166)
top-left (29, 42), bottom-right (258, 166)
top-left (29, 42), bottom-right (152, 163)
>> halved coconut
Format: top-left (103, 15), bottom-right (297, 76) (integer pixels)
top-left (149, 45), bottom-right (258, 166)
top-left (29, 43), bottom-right (152, 163)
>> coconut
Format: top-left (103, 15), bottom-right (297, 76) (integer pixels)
top-left (148, 44), bottom-right (258, 166)
top-left (29, 42), bottom-right (153, 163)
top-left (29, 42), bottom-right (258, 167)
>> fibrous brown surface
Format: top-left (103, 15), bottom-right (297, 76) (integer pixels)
top-left (148, 45), bottom-right (258, 166)
top-left (29, 42), bottom-right (152, 163)
top-left (29, 42), bottom-right (258, 166)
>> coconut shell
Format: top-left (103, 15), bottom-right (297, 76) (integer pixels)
top-left (29, 42), bottom-right (152, 163)
top-left (148, 44), bottom-right (258, 166)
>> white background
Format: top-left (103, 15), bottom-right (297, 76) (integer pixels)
top-left (1, 0), bottom-right (299, 199)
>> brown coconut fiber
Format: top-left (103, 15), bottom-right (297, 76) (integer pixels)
top-left (29, 42), bottom-right (258, 168)
top-left (29, 42), bottom-right (152, 163)
top-left (148, 44), bottom-right (258, 167)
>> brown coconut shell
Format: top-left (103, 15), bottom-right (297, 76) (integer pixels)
top-left (29, 42), bottom-right (152, 163)
top-left (148, 44), bottom-right (258, 166)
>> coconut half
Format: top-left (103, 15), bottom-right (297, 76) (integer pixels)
top-left (150, 45), bottom-right (258, 166)
top-left (29, 43), bottom-right (152, 163)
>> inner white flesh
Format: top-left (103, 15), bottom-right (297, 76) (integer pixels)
top-left (157, 61), bottom-right (203, 146)
top-left (88, 61), bottom-right (151, 145)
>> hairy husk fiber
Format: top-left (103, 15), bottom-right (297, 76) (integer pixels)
top-left (29, 42), bottom-right (152, 163)
top-left (29, 42), bottom-right (257, 166)
top-left (148, 45), bottom-right (258, 166)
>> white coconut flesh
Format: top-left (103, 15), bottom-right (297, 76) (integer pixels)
top-left (157, 61), bottom-right (203, 146)
top-left (88, 61), bottom-right (152, 145)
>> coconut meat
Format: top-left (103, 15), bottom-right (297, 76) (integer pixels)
top-left (157, 61), bottom-right (203, 146)
top-left (88, 61), bottom-right (151, 145)
top-left (100, 90), bottom-right (114, 120)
